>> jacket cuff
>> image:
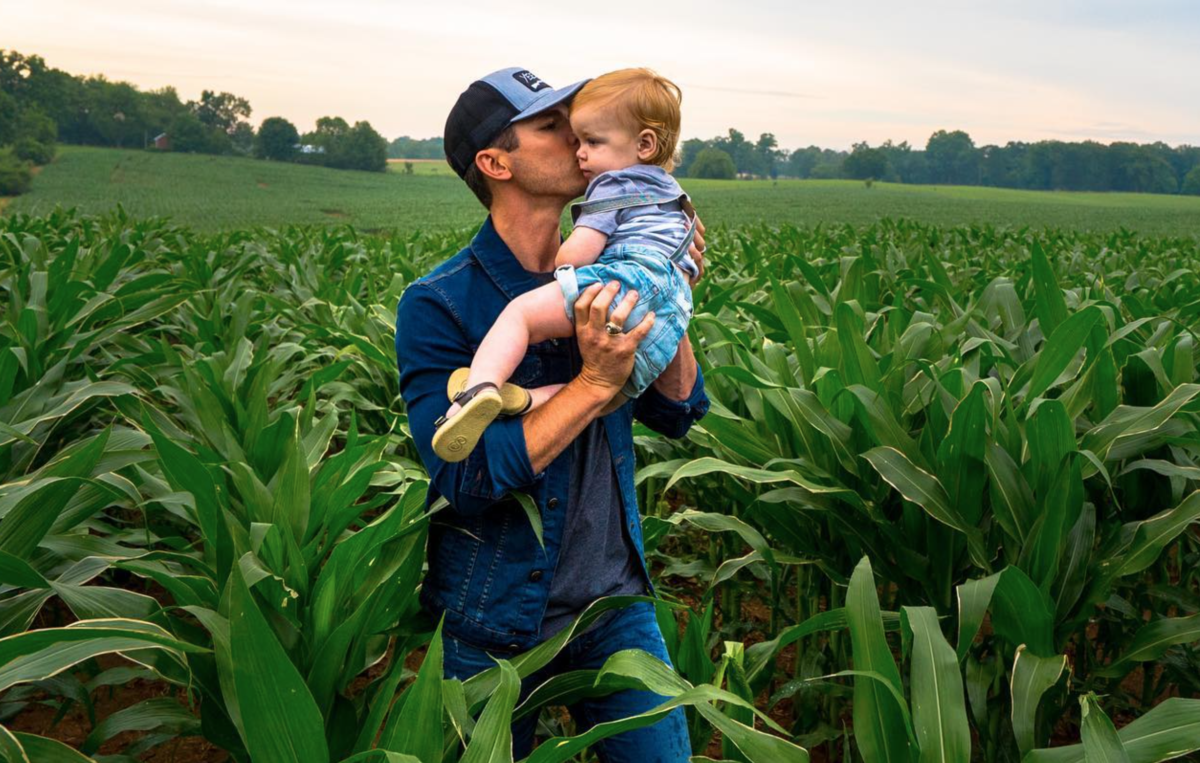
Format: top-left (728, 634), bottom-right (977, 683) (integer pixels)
top-left (459, 415), bottom-right (536, 500)
top-left (635, 369), bottom-right (710, 438)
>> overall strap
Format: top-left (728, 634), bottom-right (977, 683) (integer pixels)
top-left (569, 192), bottom-right (684, 222)
top-left (669, 195), bottom-right (699, 265)
top-left (570, 191), bottom-right (698, 265)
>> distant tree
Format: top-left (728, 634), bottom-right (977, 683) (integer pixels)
top-left (299, 116), bottom-right (351, 165)
top-left (786, 146), bottom-right (822, 178)
top-left (339, 120), bottom-right (388, 171)
top-left (0, 51), bottom-right (48, 101)
top-left (754, 132), bottom-right (782, 178)
top-left (0, 90), bottom-right (18, 144)
top-left (1182, 167), bottom-right (1200, 196)
top-left (675, 138), bottom-right (708, 177)
top-left (926, 129), bottom-right (979, 185)
top-left (1, 106), bottom-right (56, 165)
top-left (191, 90), bottom-right (251, 135)
top-left (308, 116), bottom-right (349, 146)
top-left (387, 135), bottom-right (444, 160)
top-left (878, 140), bottom-right (923, 183)
top-left (140, 86), bottom-right (188, 139)
top-left (168, 111), bottom-right (223, 153)
top-left (688, 147), bottom-right (736, 179)
top-left (843, 141), bottom-right (890, 180)
top-left (980, 142), bottom-right (1027, 188)
top-left (713, 128), bottom-right (759, 176)
top-left (809, 162), bottom-right (844, 180)
top-left (12, 136), bottom-right (54, 164)
top-left (1175, 145), bottom-right (1200, 188)
top-left (230, 122), bottom-right (255, 155)
top-left (255, 117), bottom-right (298, 161)
top-left (0, 147), bottom-right (33, 195)
top-left (83, 77), bottom-right (144, 148)
top-left (1108, 143), bottom-right (1179, 194)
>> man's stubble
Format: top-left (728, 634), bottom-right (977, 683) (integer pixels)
top-left (508, 149), bottom-right (588, 207)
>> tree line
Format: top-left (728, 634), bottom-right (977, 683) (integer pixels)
top-left (386, 136), bottom-right (443, 160)
top-left (678, 128), bottom-right (1200, 195)
top-left (6, 48), bottom-right (1198, 198)
top-left (0, 50), bottom-right (389, 195)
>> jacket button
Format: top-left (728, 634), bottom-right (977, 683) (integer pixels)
top-left (508, 643), bottom-right (520, 651)
top-left (547, 497), bottom-right (559, 509)
top-left (529, 570), bottom-right (543, 582)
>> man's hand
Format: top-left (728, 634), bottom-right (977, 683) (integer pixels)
top-left (574, 281), bottom-right (654, 400)
top-left (522, 281), bottom-right (652, 474)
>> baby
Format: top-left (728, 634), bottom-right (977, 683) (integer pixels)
top-left (433, 68), bottom-right (698, 462)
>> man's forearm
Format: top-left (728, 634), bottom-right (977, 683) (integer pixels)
top-left (651, 334), bottom-right (699, 401)
top-left (523, 378), bottom-right (613, 474)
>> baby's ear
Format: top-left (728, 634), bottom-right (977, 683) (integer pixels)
top-left (636, 129), bottom-right (659, 161)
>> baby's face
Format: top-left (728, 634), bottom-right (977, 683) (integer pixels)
top-left (570, 104), bottom-right (641, 182)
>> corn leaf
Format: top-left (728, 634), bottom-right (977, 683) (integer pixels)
top-left (1010, 646), bottom-right (1067, 755)
top-left (228, 561), bottom-right (329, 763)
top-left (846, 556), bottom-right (917, 763)
top-left (460, 659), bottom-right (520, 763)
top-left (903, 606), bottom-right (970, 763)
top-left (1024, 697), bottom-right (1200, 763)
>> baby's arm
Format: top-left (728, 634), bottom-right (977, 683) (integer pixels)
top-left (555, 227), bottom-right (608, 269)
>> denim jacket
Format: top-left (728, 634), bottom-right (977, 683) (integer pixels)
top-left (395, 217), bottom-right (709, 652)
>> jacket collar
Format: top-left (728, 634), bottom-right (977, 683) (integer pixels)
top-left (470, 216), bottom-right (552, 300)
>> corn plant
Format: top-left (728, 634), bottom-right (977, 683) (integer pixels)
top-left (0, 210), bottom-right (807, 762)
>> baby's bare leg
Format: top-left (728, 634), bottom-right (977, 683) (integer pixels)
top-left (447, 284), bottom-right (573, 416)
top-left (526, 384), bottom-right (566, 411)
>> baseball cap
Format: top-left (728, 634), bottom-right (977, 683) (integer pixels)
top-left (444, 67), bottom-right (589, 178)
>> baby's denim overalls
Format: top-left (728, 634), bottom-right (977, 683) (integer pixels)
top-left (555, 181), bottom-right (698, 398)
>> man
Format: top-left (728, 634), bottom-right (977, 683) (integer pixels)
top-left (395, 67), bottom-right (709, 762)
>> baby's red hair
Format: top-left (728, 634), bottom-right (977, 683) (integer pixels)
top-left (571, 68), bottom-right (682, 171)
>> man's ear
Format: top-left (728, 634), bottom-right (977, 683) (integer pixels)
top-left (475, 148), bottom-right (512, 182)
top-left (636, 129), bottom-right (659, 162)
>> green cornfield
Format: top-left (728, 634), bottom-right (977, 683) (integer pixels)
top-left (1, 206), bottom-right (1199, 762)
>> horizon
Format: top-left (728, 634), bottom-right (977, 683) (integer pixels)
top-left (5, 0), bottom-right (1199, 152)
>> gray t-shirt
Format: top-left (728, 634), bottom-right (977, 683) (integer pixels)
top-left (529, 272), bottom-right (645, 640)
top-left (540, 418), bottom-right (645, 639)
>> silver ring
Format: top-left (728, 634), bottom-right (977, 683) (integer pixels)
top-left (697, 245), bottom-right (707, 254)
top-left (604, 321), bottom-right (622, 336)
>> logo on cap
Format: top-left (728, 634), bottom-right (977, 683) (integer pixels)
top-left (512, 71), bottom-right (550, 93)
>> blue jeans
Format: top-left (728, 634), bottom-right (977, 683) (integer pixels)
top-left (443, 602), bottom-right (691, 762)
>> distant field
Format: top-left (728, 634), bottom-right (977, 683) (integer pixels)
top-left (7, 145), bottom-right (1200, 236)
top-left (386, 158), bottom-right (453, 176)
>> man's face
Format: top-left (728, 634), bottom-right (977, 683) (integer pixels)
top-left (505, 105), bottom-right (587, 201)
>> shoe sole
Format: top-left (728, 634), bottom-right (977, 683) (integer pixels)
top-left (432, 390), bottom-right (504, 463)
top-left (447, 368), bottom-right (530, 415)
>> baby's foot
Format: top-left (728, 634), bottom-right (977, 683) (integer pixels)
top-left (447, 368), bottom-right (531, 416)
top-left (433, 383), bottom-right (503, 462)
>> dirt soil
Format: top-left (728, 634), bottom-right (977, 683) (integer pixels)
top-left (6, 660), bottom-right (228, 762)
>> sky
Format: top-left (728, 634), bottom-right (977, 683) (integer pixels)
top-left (5, 0), bottom-right (1199, 151)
